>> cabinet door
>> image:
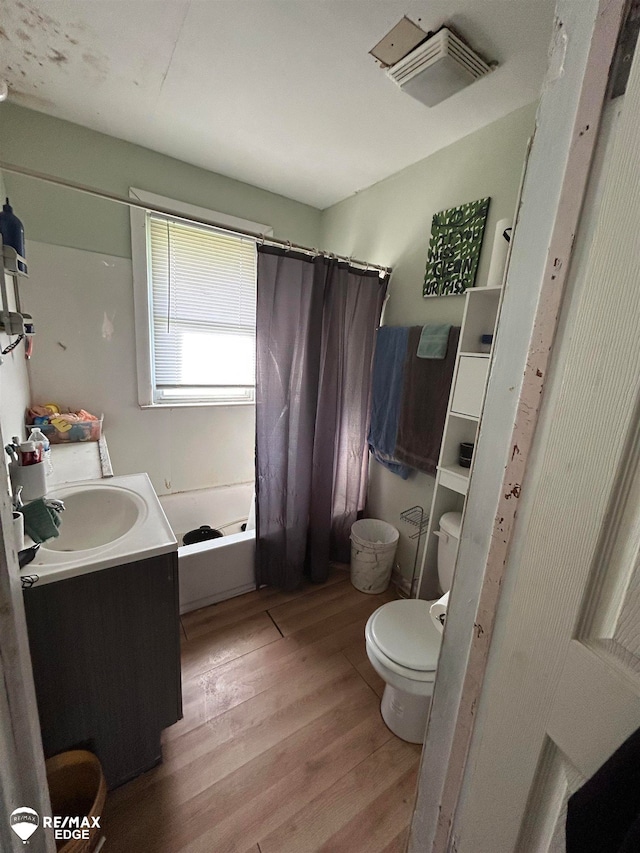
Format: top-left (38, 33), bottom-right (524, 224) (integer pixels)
top-left (23, 552), bottom-right (182, 788)
top-left (451, 356), bottom-right (490, 418)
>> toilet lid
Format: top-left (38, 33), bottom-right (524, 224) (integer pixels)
top-left (369, 599), bottom-right (442, 671)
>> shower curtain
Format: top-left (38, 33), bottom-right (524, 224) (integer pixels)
top-left (255, 245), bottom-right (388, 590)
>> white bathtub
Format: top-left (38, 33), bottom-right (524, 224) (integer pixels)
top-left (159, 483), bottom-right (256, 614)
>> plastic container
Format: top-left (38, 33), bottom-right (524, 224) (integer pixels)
top-left (45, 750), bottom-right (106, 853)
top-left (29, 426), bottom-right (54, 475)
top-left (12, 511), bottom-right (25, 552)
top-left (350, 519), bottom-right (399, 594)
top-left (19, 440), bottom-right (41, 466)
top-left (10, 460), bottom-right (47, 502)
top-left (27, 415), bottom-right (103, 445)
top-left (459, 441), bottom-right (474, 468)
top-left (479, 333), bottom-right (493, 353)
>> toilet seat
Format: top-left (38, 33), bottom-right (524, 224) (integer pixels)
top-left (365, 599), bottom-right (442, 682)
top-left (366, 633), bottom-right (437, 684)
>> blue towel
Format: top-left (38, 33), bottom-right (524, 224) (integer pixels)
top-left (417, 324), bottom-right (452, 359)
top-left (368, 326), bottom-right (412, 479)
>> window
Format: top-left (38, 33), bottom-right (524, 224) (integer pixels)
top-left (147, 216), bottom-right (256, 405)
top-left (131, 190), bottom-right (270, 406)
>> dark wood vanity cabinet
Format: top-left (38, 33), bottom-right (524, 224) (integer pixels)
top-left (23, 551), bottom-right (182, 789)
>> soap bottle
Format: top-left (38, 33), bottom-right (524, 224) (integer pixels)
top-left (0, 198), bottom-right (26, 271)
top-left (29, 427), bottom-right (53, 475)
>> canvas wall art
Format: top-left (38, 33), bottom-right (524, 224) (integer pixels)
top-left (423, 197), bottom-right (490, 297)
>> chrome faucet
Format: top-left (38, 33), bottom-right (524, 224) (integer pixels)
top-left (45, 498), bottom-right (65, 513)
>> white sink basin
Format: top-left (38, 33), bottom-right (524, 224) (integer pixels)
top-left (43, 485), bottom-right (143, 552)
top-left (29, 474), bottom-right (177, 586)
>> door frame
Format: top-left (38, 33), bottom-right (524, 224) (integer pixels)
top-left (0, 415), bottom-right (55, 851)
top-left (409, 0), bottom-right (629, 849)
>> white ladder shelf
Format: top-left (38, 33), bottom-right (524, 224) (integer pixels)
top-left (416, 285), bottom-right (503, 600)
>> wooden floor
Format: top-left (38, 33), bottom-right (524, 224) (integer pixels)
top-left (103, 568), bottom-right (420, 853)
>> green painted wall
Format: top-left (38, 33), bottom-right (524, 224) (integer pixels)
top-left (321, 102), bottom-right (537, 580)
top-left (0, 102), bottom-right (322, 258)
top-left (321, 102), bottom-right (536, 325)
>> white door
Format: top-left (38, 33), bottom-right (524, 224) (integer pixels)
top-left (448, 16), bottom-right (640, 853)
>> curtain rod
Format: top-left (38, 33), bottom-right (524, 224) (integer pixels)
top-left (0, 160), bottom-right (392, 276)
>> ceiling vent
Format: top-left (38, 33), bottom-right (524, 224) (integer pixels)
top-left (386, 27), bottom-right (494, 107)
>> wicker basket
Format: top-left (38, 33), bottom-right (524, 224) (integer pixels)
top-left (45, 750), bottom-right (106, 853)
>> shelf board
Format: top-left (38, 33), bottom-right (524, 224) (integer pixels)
top-left (440, 463), bottom-right (471, 477)
top-left (438, 464), bottom-right (470, 495)
top-left (449, 410), bottom-right (479, 423)
top-left (458, 351), bottom-right (491, 359)
top-left (468, 285), bottom-right (502, 294)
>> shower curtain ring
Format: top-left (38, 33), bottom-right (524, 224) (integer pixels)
top-left (259, 233), bottom-right (265, 246)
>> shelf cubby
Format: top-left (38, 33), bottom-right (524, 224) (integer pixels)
top-left (439, 416), bottom-right (478, 470)
top-left (459, 286), bottom-right (501, 354)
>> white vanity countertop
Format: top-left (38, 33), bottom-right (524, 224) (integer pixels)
top-left (25, 473), bottom-right (177, 587)
top-left (47, 434), bottom-right (113, 486)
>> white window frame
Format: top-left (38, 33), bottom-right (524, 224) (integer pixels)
top-left (130, 189), bottom-right (271, 407)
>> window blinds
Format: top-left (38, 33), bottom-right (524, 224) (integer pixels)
top-left (147, 215), bottom-right (257, 395)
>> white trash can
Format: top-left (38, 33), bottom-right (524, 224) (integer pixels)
top-left (350, 519), bottom-right (399, 594)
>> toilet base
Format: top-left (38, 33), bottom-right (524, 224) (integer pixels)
top-left (380, 683), bottom-right (431, 744)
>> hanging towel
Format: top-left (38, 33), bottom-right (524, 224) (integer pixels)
top-left (19, 498), bottom-right (61, 544)
top-left (395, 325), bottom-right (460, 476)
top-left (368, 326), bottom-right (412, 479)
top-left (417, 324), bottom-right (452, 359)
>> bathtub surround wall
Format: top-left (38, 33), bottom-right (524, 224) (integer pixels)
top-left (0, 104), bottom-right (321, 497)
top-left (321, 102), bottom-right (537, 580)
top-left (24, 240), bottom-right (255, 496)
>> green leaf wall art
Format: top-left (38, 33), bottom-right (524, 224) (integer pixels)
top-left (423, 197), bottom-right (491, 297)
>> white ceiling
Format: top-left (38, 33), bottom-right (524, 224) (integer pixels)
top-left (0, 1), bottom-right (556, 209)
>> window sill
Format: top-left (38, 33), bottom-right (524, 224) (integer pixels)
top-left (139, 400), bottom-right (256, 409)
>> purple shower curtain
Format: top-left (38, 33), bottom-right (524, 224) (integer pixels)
top-left (255, 246), bottom-right (388, 590)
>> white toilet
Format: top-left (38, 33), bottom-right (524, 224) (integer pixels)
top-left (365, 511), bottom-right (462, 743)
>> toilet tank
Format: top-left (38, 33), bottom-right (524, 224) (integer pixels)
top-left (437, 512), bottom-right (462, 593)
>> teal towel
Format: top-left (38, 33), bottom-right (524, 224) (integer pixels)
top-left (19, 499), bottom-right (61, 544)
top-left (417, 324), bottom-right (452, 359)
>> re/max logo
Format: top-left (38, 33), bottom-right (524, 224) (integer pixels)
top-left (10, 807), bottom-right (102, 844)
top-left (43, 816), bottom-right (101, 829)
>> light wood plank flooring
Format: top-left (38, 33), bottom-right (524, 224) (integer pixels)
top-left (103, 568), bottom-right (420, 853)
